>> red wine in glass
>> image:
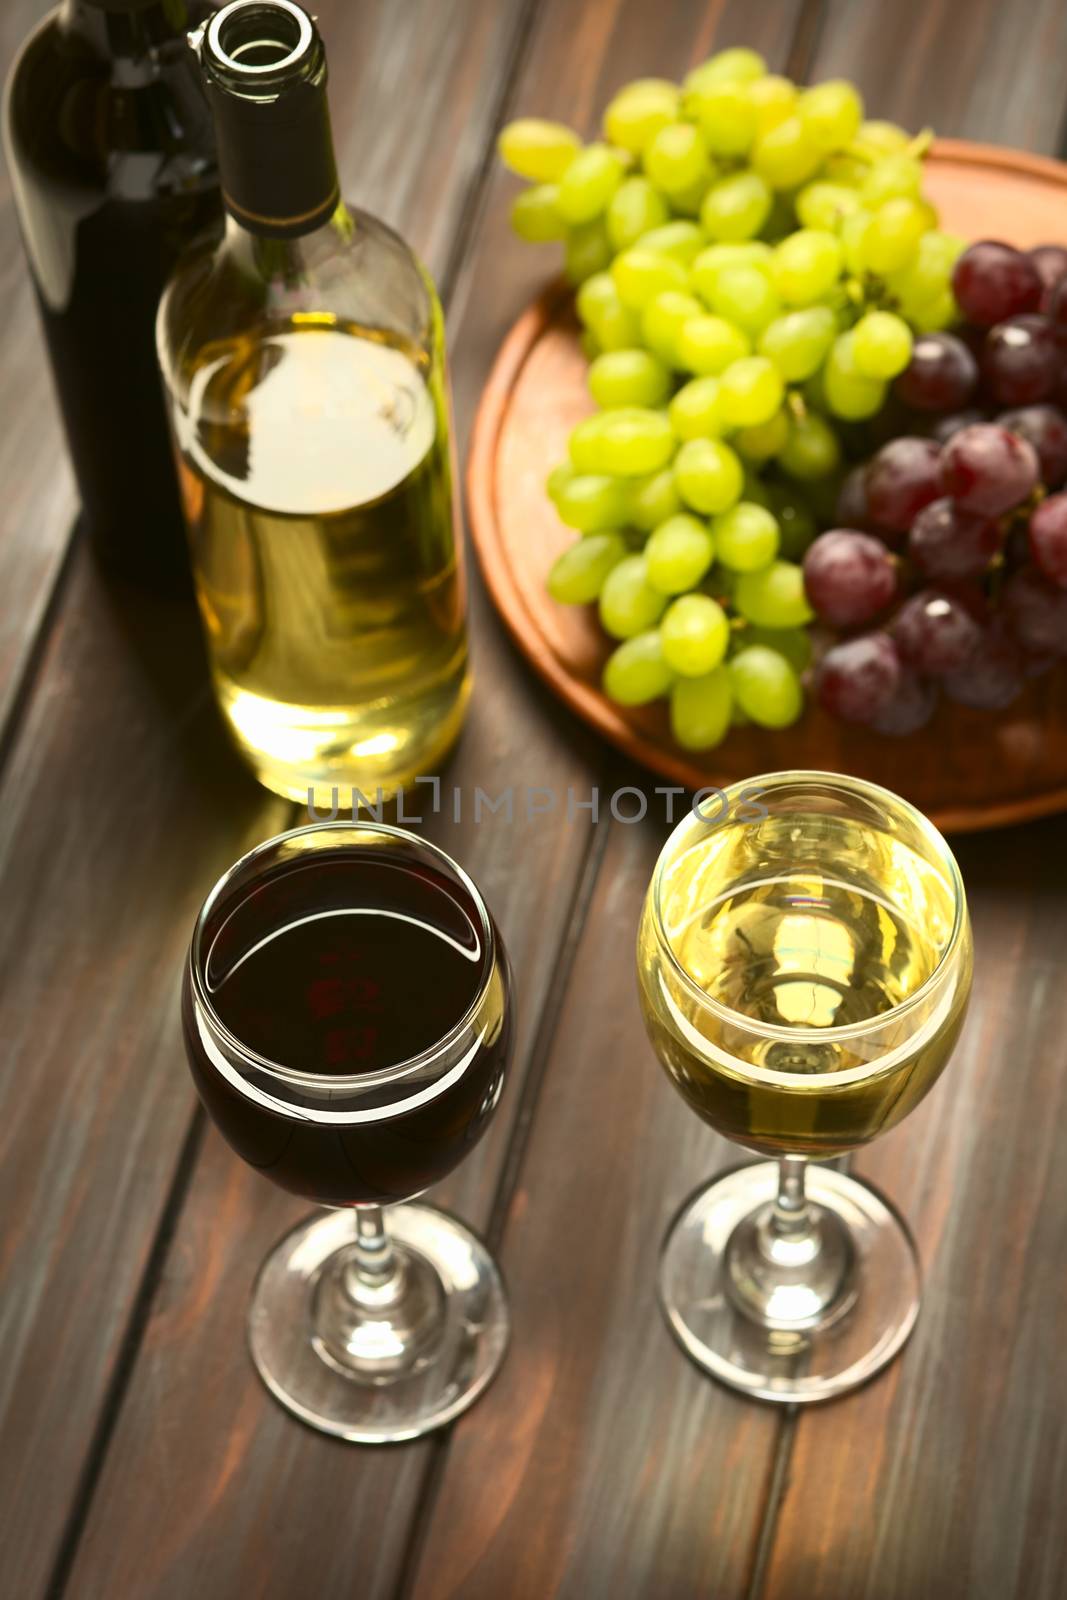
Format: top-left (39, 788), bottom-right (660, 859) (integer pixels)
top-left (183, 822), bottom-right (513, 1442)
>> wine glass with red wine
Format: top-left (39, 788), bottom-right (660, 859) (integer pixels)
top-left (182, 822), bottom-right (513, 1442)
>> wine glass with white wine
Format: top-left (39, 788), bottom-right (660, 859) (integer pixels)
top-left (637, 771), bottom-right (972, 1403)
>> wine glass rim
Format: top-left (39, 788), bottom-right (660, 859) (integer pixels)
top-left (650, 770), bottom-right (967, 1048)
top-left (188, 821), bottom-right (497, 1089)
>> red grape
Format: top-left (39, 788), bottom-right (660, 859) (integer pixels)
top-left (1028, 493), bottom-right (1067, 587)
top-left (1029, 245), bottom-right (1067, 307)
top-left (803, 530), bottom-right (898, 629)
top-left (814, 633), bottom-right (901, 724)
top-left (952, 241), bottom-right (1042, 327)
top-left (1047, 276), bottom-right (1067, 330)
top-left (941, 619), bottom-right (1025, 709)
top-left (892, 589), bottom-right (983, 674)
top-left (1002, 566), bottom-right (1067, 655)
top-left (870, 668), bottom-right (938, 735)
top-left (865, 437), bottom-right (942, 532)
top-left (835, 466), bottom-right (875, 531)
top-left (980, 315), bottom-right (1059, 406)
top-left (997, 405), bottom-right (1067, 488)
top-left (894, 332), bottom-right (978, 412)
top-left (909, 497), bottom-right (1000, 580)
top-left (940, 424), bottom-right (1039, 516)
top-left (928, 409), bottom-right (987, 446)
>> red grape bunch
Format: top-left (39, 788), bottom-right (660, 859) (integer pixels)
top-left (803, 239), bottom-right (1067, 734)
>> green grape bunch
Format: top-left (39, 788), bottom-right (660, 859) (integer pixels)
top-left (498, 48), bottom-right (965, 751)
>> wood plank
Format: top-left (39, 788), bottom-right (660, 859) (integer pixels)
top-left (761, 821), bottom-right (1067, 1600)
top-left (409, 810), bottom-right (783, 1600)
top-left (813, 0), bottom-right (1067, 153)
top-left (0, 3), bottom-right (542, 1594)
top-left (66, 3), bottom-right (808, 1597)
top-left (757, 15), bottom-right (1067, 1597)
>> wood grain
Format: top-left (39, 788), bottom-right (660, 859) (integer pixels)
top-left (0, 2), bottom-right (543, 1593)
top-left (65, 4), bottom-right (807, 1598)
top-left (409, 811), bottom-right (782, 1600)
top-left (757, 14), bottom-right (1067, 1599)
top-left (762, 821), bottom-right (1067, 1600)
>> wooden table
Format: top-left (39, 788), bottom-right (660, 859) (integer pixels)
top-left (3, 2), bottom-right (1067, 1596)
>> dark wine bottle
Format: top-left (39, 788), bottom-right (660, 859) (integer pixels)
top-left (3, 0), bottom-right (222, 587)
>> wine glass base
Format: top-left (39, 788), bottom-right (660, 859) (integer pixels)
top-left (659, 1162), bottom-right (920, 1405)
top-left (248, 1203), bottom-right (509, 1442)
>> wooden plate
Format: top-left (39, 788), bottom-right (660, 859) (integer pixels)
top-left (468, 141), bottom-right (1067, 832)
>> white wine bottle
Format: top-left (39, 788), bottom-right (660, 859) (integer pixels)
top-left (157, 0), bottom-right (470, 805)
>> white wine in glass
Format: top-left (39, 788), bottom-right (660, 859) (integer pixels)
top-left (637, 772), bottom-right (973, 1403)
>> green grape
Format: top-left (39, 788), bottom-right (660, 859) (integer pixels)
top-left (667, 174), bottom-right (714, 218)
top-left (734, 408), bottom-right (791, 462)
top-left (910, 290), bottom-right (958, 332)
top-left (670, 666), bottom-right (733, 750)
top-left (764, 485), bottom-right (816, 559)
top-left (778, 410), bottom-right (841, 480)
top-left (638, 220), bottom-right (706, 265)
top-left (557, 143), bottom-right (627, 224)
top-left (684, 48), bottom-right (766, 92)
top-left (860, 197), bottom-right (927, 274)
top-left (700, 171), bottom-right (772, 241)
top-left (749, 74), bottom-right (796, 135)
top-left (661, 593), bottom-right (730, 676)
top-left (712, 501), bottom-right (780, 571)
top-left (740, 470), bottom-right (773, 509)
top-left (499, 119), bottom-right (581, 182)
top-left (728, 645), bottom-right (802, 727)
top-left (555, 473), bottom-right (632, 531)
top-left (629, 468), bottom-right (682, 532)
top-left (851, 310), bottom-right (913, 378)
top-left (758, 305), bottom-right (836, 381)
top-left (822, 150), bottom-right (870, 187)
top-left (669, 377), bottom-right (724, 440)
top-left (750, 116), bottom-right (820, 190)
top-left (676, 316), bottom-right (750, 377)
top-left (797, 80), bottom-right (863, 152)
top-left (510, 184), bottom-right (566, 241)
top-left (581, 330), bottom-right (601, 360)
top-left (691, 242), bottom-right (773, 302)
top-left (641, 290), bottom-right (704, 365)
top-left (738, 623), bottom-right (812, 672)
top-left (674, 438), bottom-right (744, 515)
top-left (643, 122), bottom-right (712, 197)
top-left (611, 247), bottom-right (689, 309)
top-left (861, 155), bottom-right (923, 206)
top-left (603, 79), bottom-right (680, 155)
top-left (565, 219), bottom-right (613, 284)
top-left (692, 82), bottom-right (758, 156)
top-left (840, 210), bottom-right (873, 275)
top-left (856, 120), bottom-right (911, 157)
top-left (824, 331), bottom-right (887, 419)
top-left (548, 531), bottom-right (628, 604)
top-left (733, 560), bottom-right (813, 627)
top-left (771, 229), bottom-right (843, 304)
top-left (710, 265), bottom-right (780, 336)
top-left (573, 407), bottom-right (676, 476)
top-left (645, 513), bottom-right (715, 594)
top-left (887, 230), bottom-right (966, 314)
top-left (795, 180), bottom-right (863, 232)
top-left (589, 348), bottom-right (671, 408)
top-left (606, 177), bottom-right (670, 251)
top-left (546, 461), bottom-right (577, 501)
top-left (575, 272), bottom-right (644, 350)
top-left (599, 554), bottom-right (668, 639)
top-left (718, 355), bottom-right (784, 427)
top-left (602, 630), bottom-right (675, 704)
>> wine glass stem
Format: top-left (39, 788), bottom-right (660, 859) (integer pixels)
top-left (343, 1204), bottom-right (403, 1305)
top-left (769, 1154), bottom-right (812, 1246)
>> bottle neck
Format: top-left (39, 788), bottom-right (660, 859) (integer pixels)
top-left (196, 4), bottom-right (340, 240)
top-left (223, 202), bottom-right (352, 283)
